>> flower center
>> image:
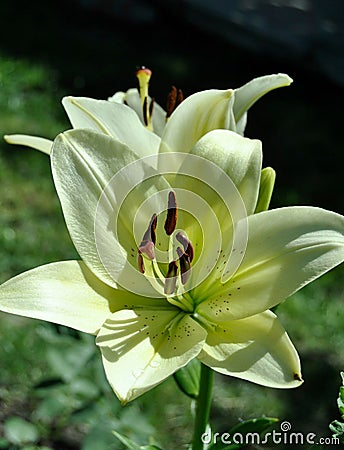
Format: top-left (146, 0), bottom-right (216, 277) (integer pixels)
top-left (137, 191), bottom-right (195, 308)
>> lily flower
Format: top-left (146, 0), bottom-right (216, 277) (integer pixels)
top-left (4, 70), bottom-right (292, 156)
top-left (0, 127), bottom-right (343, 404)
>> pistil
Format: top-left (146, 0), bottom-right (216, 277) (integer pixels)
top-left (136, 66), bottom-right (153, 130)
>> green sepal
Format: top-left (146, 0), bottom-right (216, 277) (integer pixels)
top-left (112, 430), bottom-right (162, 450)
top-left (254, 167), bottom-right (276, 213)
top-left (173, 358), bottom-right (201, 399)
top-left (207, 417), bottom-right (278, 450)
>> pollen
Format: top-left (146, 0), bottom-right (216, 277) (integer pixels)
top-left (166, 85), bottom-right (184, 119)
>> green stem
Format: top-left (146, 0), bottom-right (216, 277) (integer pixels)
top-left (192, 363), bottom-right (214, 450)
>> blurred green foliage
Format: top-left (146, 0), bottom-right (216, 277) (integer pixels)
top-left (0, 1), bottom-right (343, 448)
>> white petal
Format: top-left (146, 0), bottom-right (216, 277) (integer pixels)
top-left (199, 310), bottom-right (302, 388)
top-left (199, 207), bottom-right (344, 321)
top-left (170, 130), bottom-right (260, 292)
top-left (96, 308), bottom-right (206, 403)
top-left (62, 96), bottom-right (160, 157)
top-left (4, 134), bottom-right (52, 154)
top-left (233, 73), bottom-right (293, 123)
top-left (190, 129), bottom-right (262, 215)
top-left (111, 88), bottom-right (166, 136)
top-left (160, 89), bottom-right (235, 154)
top-left (0, 261), bottom-right (119, 333)
top-left (51, 129), bottom-right (170, 296)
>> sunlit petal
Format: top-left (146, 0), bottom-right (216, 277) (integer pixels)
top-left (51, 129), bottom-right (171, 296)
top-left (233, 73), bottom-right (293, 124)
top-left (108, 88), bottom-right (166, 136)
top-left (199, 207), bottom-right (344, 321)
top-left (4, 134), bottom-right (52, 155)
top-left (96, 308), bottom-right (206, 403)
top-left (0, 261), bottom-right (116, 333)
top-left (190, 129), bottom-right (262, 215)
top-left (199, 310), bottom-right (302, 388)
top-left (62, 96), bottom-right (160, 157)
top-left (160, 89), bottom-right (235, 154)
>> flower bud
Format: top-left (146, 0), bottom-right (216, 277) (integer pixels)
top-left (254, 167), bottom-right (276, 213)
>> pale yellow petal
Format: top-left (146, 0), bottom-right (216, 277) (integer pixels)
top-left (0, 261), bottom-right (117, 334)
top-left (160, 89), bottom-right (235, 154)
top-left (97, 308), bottom-right (206, 403)
top-left (4, 134), bottom-right (52, 155)
top-left (199, 207), bottom-right (344, 321)
top-left (198, 310), bottom-right (302, 388)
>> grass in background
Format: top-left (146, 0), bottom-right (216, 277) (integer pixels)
top-left (0, 53), bottom-right (343, 449)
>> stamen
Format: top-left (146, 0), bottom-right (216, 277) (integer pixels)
top-left (166, 86), bottom-right (177, 119)
top-left (176, 231), bottom-right (194, 262)
top-left (164, 260), bottom-right (178, 295)
top-left (176, 247), bottom-right (192, 285)
top-left (136, 66), bottom-right (153, 130)
top-left (138, 213), bottom-right (157, 260)
top-left (149, 98), bottom-right (154, 118)
top-left (142, 97), bottom-right (149, 126)
top-left (137, 251), bottom-right (145, 274)
top-left (166, 86), bottom-right (184, 119)
top-left (164, 191), bottom-right (178, 236)
top-left (177, 88), bottom-right (184, 106)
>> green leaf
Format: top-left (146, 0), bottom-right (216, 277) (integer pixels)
top-left (329, 420), bottom-right (344, 435)
top-left (0, 438), bottom-right (9, 449)
top-left (83, 422), bottom-right (119, 450)
top-left (3, 416), bottom-right (40, 445)
top-left (338, 372), bottom-right (344, 418)
top-left (112, 430), bottom-right (162, 449)
top-left (208, 417), bottom-right (278, 450)
top-left (329, 372), bottom-right (344, 443)
top-left (34, 377), bottom-right (64, 389)
top-left (46, 341), bottom-right (94, 382)
top-left (173, 358), bottom-right (201, 399)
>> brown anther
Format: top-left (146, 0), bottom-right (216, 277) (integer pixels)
top-left (176, 247), bottom-right (192, 285)
top-left (166, 86), bottom-right (184, 119)
top-left (176, 231), bottom-right (194, 262)
top-left (166, 86), bottom-right (177, 119)
top-left (137, 251), bottom-right (145, 274)
top-left (164, 191), bottom-right (178, 236)
top-left (143, 96), bottom-right (149, 126)
top-left (138, 214), bottom-right (157, 260)
top-left (176, 88), bottom-right (184, 107)
top-left (164, 260), bottom-right (178, 295)
top-left (149, 98), bottom-right (155, 118)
